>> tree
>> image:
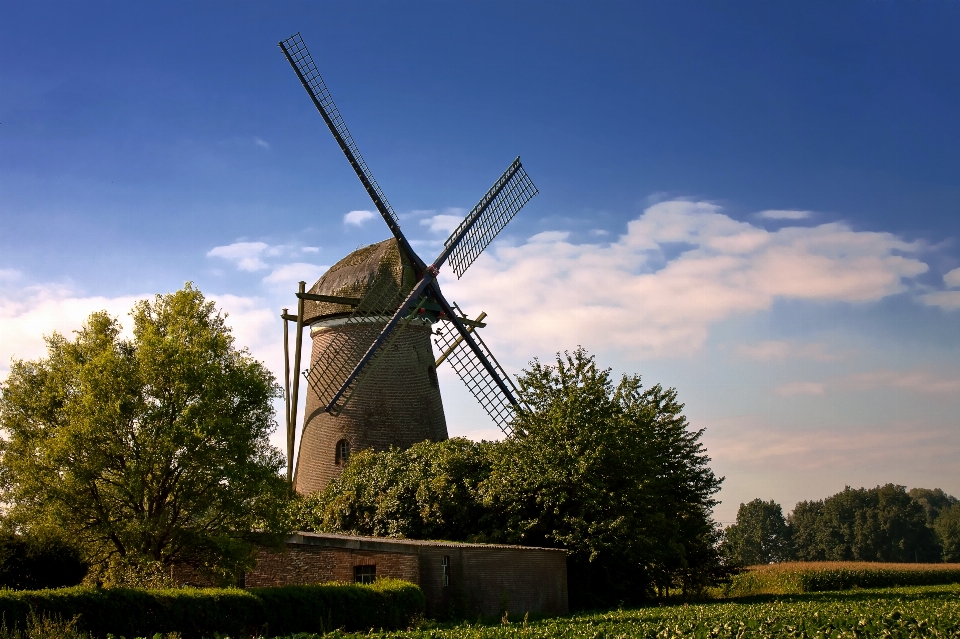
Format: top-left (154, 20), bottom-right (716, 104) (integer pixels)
top-left (789, 485), bottom-right (940, 562)
top-left (0, 284), bottom-right (289, 584)
top-left (934, 504), bottom-right (960, 562)
top-left (481, 349), bottom-right (723, 606)
top-left (0, 530), bottom-right (88, 589)
top-left (296, 438), bottom-right (496, 541)
top-left (908, 488), bottom-right (959, 527)
top-left (722, 499), bottom-right (792, 565)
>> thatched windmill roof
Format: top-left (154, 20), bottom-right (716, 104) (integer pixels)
top-left (304, 238), bottom-right (416, 323)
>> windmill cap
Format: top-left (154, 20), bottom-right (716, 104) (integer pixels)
top-left (303, 238), bottom-right (416, 323)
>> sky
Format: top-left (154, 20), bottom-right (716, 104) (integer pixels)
top-left (2, 1), bottom-right (959, 524)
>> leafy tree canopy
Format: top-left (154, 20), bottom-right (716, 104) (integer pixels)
top-left (909, 488), bottom-right (959, 527)
top-left (934, 504), bottom-right (960, 563)
top-left (722, 499), bottom-right (792, 566)
top-left (0, 284), bottom-right (289, 584)
top-left (789, 484), bottom-right (940, 563)
top-left (298, 348), bottom-right (725, 608)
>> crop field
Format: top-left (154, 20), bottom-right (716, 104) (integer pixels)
top-left (715, 562), bottom-right (960, 597)
top-left (318, 585), bottom-right (960, 639)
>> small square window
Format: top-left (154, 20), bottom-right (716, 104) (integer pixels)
top-left (441, 555), bottom-right (450, 587)
top-left (354, 564), bottom-right (376, 584)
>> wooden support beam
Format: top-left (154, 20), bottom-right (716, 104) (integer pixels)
top-left (436, 311), bottom-right (487, 366)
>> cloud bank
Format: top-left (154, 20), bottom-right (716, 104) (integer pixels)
top-left (443, 200), bottom-right (930, 358)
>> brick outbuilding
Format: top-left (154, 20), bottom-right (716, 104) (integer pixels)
top-left (245, 532), bottom-right (568, 618)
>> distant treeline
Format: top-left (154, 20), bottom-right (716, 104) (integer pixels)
top-left (722, 485), bottom-right (960, 566)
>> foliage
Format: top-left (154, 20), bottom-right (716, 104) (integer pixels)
top-left (934, 504), bottom-right (960, 562)
top-left (714, 562), bottom-right (960, 597)
top-left (0, 284), bottom-right (290, 585)
top-left (275, 585), bottom-right (960, 639)
top-left (721, 499), bottom-right (792, 566)
top-left (485, 348), bottom-right (724, 607)
top-left (0, 579), bottom-right (423, 637)
top-left (0, 531), bottom-right (87, 590)
top-left (296, 438), bottom-right (496, 541)
top-left (788, 484), bottom-right (940, 562)
top-left (909, 488), bottom-right (959, 527)
top-left (299, 348), bottom-right (725, 609)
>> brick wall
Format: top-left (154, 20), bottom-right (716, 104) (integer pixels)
top-left (246, 543), bottom-right (419, 587)
top-left (294, 322), bottom-right (448, 494)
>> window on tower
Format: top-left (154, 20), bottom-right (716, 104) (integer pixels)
top-left (335, 439), bottom-right (351, 465)
top-left (427, 364), bottom-right (439, 389)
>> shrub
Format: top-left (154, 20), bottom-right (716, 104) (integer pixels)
top-left (0, 579), bottom-right (423, 638)
top-left (0, 533), bottom-right (87, 590)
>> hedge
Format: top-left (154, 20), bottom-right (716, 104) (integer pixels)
top-left (0, 578), bottom-right (424, 638)
top-left (719, 562), bottom-right (960, 597)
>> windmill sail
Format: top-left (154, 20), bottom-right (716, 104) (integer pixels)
top-left (444, 158), bottom-right (538, 279)
top-left (433, 306), bottom-right (523, 436)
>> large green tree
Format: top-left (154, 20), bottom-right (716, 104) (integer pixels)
top-left (722, 499), bottom-right (792, 565)
top-left (483, 349), bottom-right (723, 606)
top-left (0, 284), bottom-right (289, 583)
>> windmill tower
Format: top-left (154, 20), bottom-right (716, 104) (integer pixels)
top-left (278, 33), bottom-right (538, 493)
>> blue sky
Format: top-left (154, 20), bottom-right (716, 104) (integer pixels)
top-left (2, 1), bottom-right (959, 523)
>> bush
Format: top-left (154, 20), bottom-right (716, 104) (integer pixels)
top-left (0, 533), bottom-right (88, 590)
top-left (0, 579), bottom-right (423, 638)
top-left (716, 562), bottom-right (960, 597)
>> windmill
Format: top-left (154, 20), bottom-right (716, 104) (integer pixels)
top-left (278, 33), bottom-right (538, 492)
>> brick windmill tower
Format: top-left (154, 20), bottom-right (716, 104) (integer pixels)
top-left (278, 34), bottom-right (539, 493)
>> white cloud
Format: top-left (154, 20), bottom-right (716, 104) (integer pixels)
top-left (262, 263), bottom-right (328, 292)
top-left (921, 291), bottom-right (960, 310)
top-left (253, 137), bottom-right (270, 150)
top-left (774, 369), bottom-right (960, 397)
top-left (589, 229), bottom-right (610, 237)
top-left (344, 210), bottom-right (375, 226)
top-left (758, 209), bottom-right (811, 220)
top-left (302, 246), bottom-right (320, 254)
top-left (421, 214), bottom-right (462, 234)
top-left (944, 267), bottom-right (960, 288)
top-left (441, 200), bottom-right (929, 359)
top-left (207, 242), bottom-right (270, 271)
top-left (528, 230), bottom-right (570, 243)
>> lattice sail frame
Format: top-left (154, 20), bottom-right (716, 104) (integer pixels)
top-left (433, 308), bottom-right (523, 436)
top-left (304, 253), bottom-right (414, 415)
top-left (280, 33), bottom-right (401, 226)
top-left (444, 158), bottom-right (538, 279)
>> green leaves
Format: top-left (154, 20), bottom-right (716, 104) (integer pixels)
top-left (723, 499), bottom-right (792, 566)
top-left (0, 284), bottom-right (289, 583)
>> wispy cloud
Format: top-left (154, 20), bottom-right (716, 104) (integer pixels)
top-left (207, 242), bottom-right (270, 271)
top-left (344, 210), bottom-right (375, 226)
top-left (735, 340), bottom-right (843, 362)
top-left (945, 267), bottom-right (960, 288)
top-left (442, 200), bottom-right (929, 359)
top-left (421, 214), bottom-right (462, 234)
top-left (253, 136), bottom-right (270, 150)
top-left (758, 209), bottom-right (812, 220)
top-left (262, 263), bottom-right (328, 291)
top-left (774, 369), bottom-right (960, 397)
